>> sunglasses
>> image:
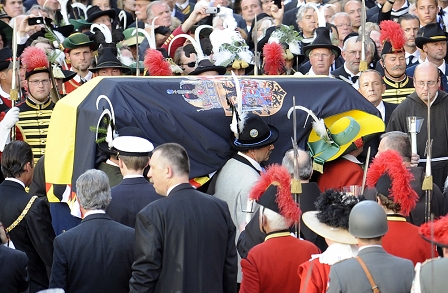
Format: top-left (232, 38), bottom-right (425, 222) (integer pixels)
top-left (181, 62), bottom-right (196, 69)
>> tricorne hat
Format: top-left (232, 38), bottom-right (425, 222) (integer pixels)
top-left (366, 149), bottom-right (418, 216)
top-left (250, 164), bottom-right (301, 224)
top-left (230, 112), bottom-right (279, 151)
top-left (90, 46), bottom-right (130, 73)
top-left (304, 27), bottom-right (341, 58)
top-left (415, 23), bottom-right (447, 50)
top-left (307, 110), bottom-right (385, 171)
top-left (380, 20), bottom-right (405, 55)
top-left (419, 215), bottom-right (448, 247)
top-left (63, 33), bottom-right (94, 50)
top-left (86, 5), bottom-right (116, 23)
top-left (0, 47), bottom-right (12, 72)
top-left (302, 189), bottom-right (358, 244)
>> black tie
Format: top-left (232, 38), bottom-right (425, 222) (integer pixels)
top-left (408, 55), bottom-right (414, 65)
top-left (439, 69), bottom-right (447, 91)
top-left (350, 76), bottom-right (359, 84)
top-left (80, 78), bottom-right (87, 85)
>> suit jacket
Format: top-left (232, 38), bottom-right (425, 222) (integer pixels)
top-left (327, 246), bottom-right (414, 293)
top-left (129, 183), bottom-right (237, 293)
top-left (240, 233), bottom-right (319, 293)
top-left (0, 180), bottom-right (55, 293)
top-left (282, 7), bottom-right (301, 32)
top-left (49, 213), bottom-right (135, 293)
top-left (383, 101), bottom-right (397, 125)
top-left (0, 245), bottom-right (29, 293)
top-left (107, 176), bottom-right (163, 228)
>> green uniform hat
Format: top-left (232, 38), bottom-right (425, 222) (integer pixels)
top-left (121, 28), bottom-right (146, 47)
top-left (63, 33), bottom-right (94, 51)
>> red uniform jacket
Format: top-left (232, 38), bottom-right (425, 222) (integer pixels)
top-left (240, 231), bottom-right (320, 293)
top-left (316, 157), bottom-right (363, 191)
top-left (382, 215), bottom-right (435, 265)
top-left (298, 258), bottom-right (331, 293)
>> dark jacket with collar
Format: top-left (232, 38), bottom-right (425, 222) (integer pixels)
top-left (0, 180), bottom-right (55, 293)
top-left (49, 213), bottom-right (135, 293)
top-left (0, 245), bottom-right (29, 293)
top-left (129, 183), bottom-right (237, 293)
top-left (107, 176), bottom-right (163, 228)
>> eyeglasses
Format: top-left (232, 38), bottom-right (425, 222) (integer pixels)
top-left (28, 79), bottom-right (50, 86)
top-left (415, 80), bottom-right (438, 88)
top-left (335, 23), bottom-right (351, 28)
top-left (309, 53), bottom-right (332, 59)
top-left (181, 62), bottom-right (196, 69)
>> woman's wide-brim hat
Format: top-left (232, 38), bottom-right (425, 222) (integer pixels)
top-left (304, 27), bottom-right (341, 58)
top-left (86, 5), bottom-right (116, 23)
top-left (188, 59), bottom-right (227, 75)
top-left (303, 211), bottom-right (357, 244)
top-left (308, 110), bottom-right (385, 167)
top-left (230, 113), bottom-right (279, 151)
top-left (415, 23), bottom-right (447, 50)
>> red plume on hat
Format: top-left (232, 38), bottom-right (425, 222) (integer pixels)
top-left (263, 42), bottom-right (285, 75)
top-left (21, 47), bottom-right (49, 75)
top-left (380, 20), bottom-right (405, 54)
top-left (419, 215), bottom-right (448, 247)
top-left (250, 164), bottom-right (300, 224)
top-left (366, 149), bottom-right (418, 216)
top-left (143, 48), bottom-right (172, 76)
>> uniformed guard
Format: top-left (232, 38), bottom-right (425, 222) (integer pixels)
top-left (379, 20), bottom-right (415, 104)
top-left (0, 47), bottom-right (55, 164)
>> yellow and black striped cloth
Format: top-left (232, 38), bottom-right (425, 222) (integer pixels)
top-left (382, 75), bottom-right (415, 104)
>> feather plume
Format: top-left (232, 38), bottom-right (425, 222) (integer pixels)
top-left (366, 150), bottom-right (418, 216)
top-left (263, 42), bottom-right (285, 75)
top-left (21, 47), bottom-right (49, 72)
top-left (143, 48), bottom-right (172, 76)
top-left (132, 28), bottom-right (153, 49)
top-left (312, 4), bottom-right (326, 28)
top-left (112, 28), bottom-right (125, 43)
top-left (250, 164), bottom-right (301, 224)
top-left (315, 190), bottom-right (358, 229)
top-left (90, 23), bottom-right (112, 43)
top-left (229, 72), bottom-right (246, 137)
top-left (379, 20), bottom-right (405, 51)
top-left (287, 105), bottom-right (330, 143)
top-left (419, 215), bottom-right (448, 246)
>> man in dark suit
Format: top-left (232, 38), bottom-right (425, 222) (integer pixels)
top-left (0, 217), bottom-right (29, 293)
top-left (129, 143), bottom-right (237, 293)
top-left (49, 169), bottom-right (135, 293)
top-left (106, 127), bottom-right (163, 228)
top-left (0, 141), bottom-right (55, 293)
top-left (327, 201), bottom-right (414, 293)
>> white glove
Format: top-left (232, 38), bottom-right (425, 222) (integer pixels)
top-left (1, 107), bottom-right (19, 130)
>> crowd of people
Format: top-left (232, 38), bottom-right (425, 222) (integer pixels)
top-left (1, 0), bottom-right (448, 291)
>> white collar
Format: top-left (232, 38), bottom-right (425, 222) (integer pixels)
top-left (237, 151), bottom-right (262, 171)
top-left (405, 50), bottom-right (420, 59)
top-left (376, 100), bottom-right (386, 122)
top-left (176, 1), bottom-right (189, 9)
top-left (342, 154), bottom-right (362, 164)
top-left (71, 67), bottom-right (93, 83)
top-left (438, 60), bottom-right (446, 75)
top-left (167, 183), bottom-right (183, 195)
top-left (343, 63), bottom-right (359, 77)
top-left (84, 209), bottom-right (106, 217)
top-left (123, 174), bottom-right (144, 179)
top-left (359, 244), bottom-right (382, 251)
top-left (5, 178), bottom-right (25, 188)
top-left (310, 243), bottom-right (358, 265)
top-left (0, 85), bottom-right (10, 98)
top-left (106, 159), bottom-right (119, 167)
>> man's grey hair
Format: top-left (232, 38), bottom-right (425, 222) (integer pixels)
top-left (146, 1), bottom-right (169, 21)
top-left (330, 12), bottom-right (351, 25)
top-left (282, 148), bottom-right (313, 180)
top-left (26, 4), bottom-right (50, 15)
top-left (296, 4), bottom-right (316, 23)
top-left (263, 207), bottom-right (290, 230)
top-left (380, 131), bottom-right (412, 162)
top-left (76, 169), bottom-right (111, 210)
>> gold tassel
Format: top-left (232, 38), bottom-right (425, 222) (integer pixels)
top-left (10, 88), bottom-right (18, 101)
top-left (232, 60), bottom-right (249, 69)
top-left (359, 60), bottom-right (368, 72)
top-left (285, 49), bottom-right (294, 61)
top-left (422, 176), bottom-right (433, 190)
top-left (291, 179), bottom-right (302, 194)
top-left (52, 65), bottom-right (65, 79)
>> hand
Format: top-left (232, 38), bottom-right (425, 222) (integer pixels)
top-left (410, 152), bottom-right (420, 167)
top-left (1, 107), bottom-right (20, 130)
top-left (18, 14), bottom-right (41, 37)
top-left (271, 1), bottom-right (284, 25)
top-left (182, 3), bottom-right (209, 31)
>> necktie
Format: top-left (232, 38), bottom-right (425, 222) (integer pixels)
top-left (80, 78), bottom-right (87, 85)
top-left (350, 76), bottom-right (359, 83)
top-left (408, 55), bottom-right (414, 65)
top-left (438, 69), bottom-right (447, 91)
